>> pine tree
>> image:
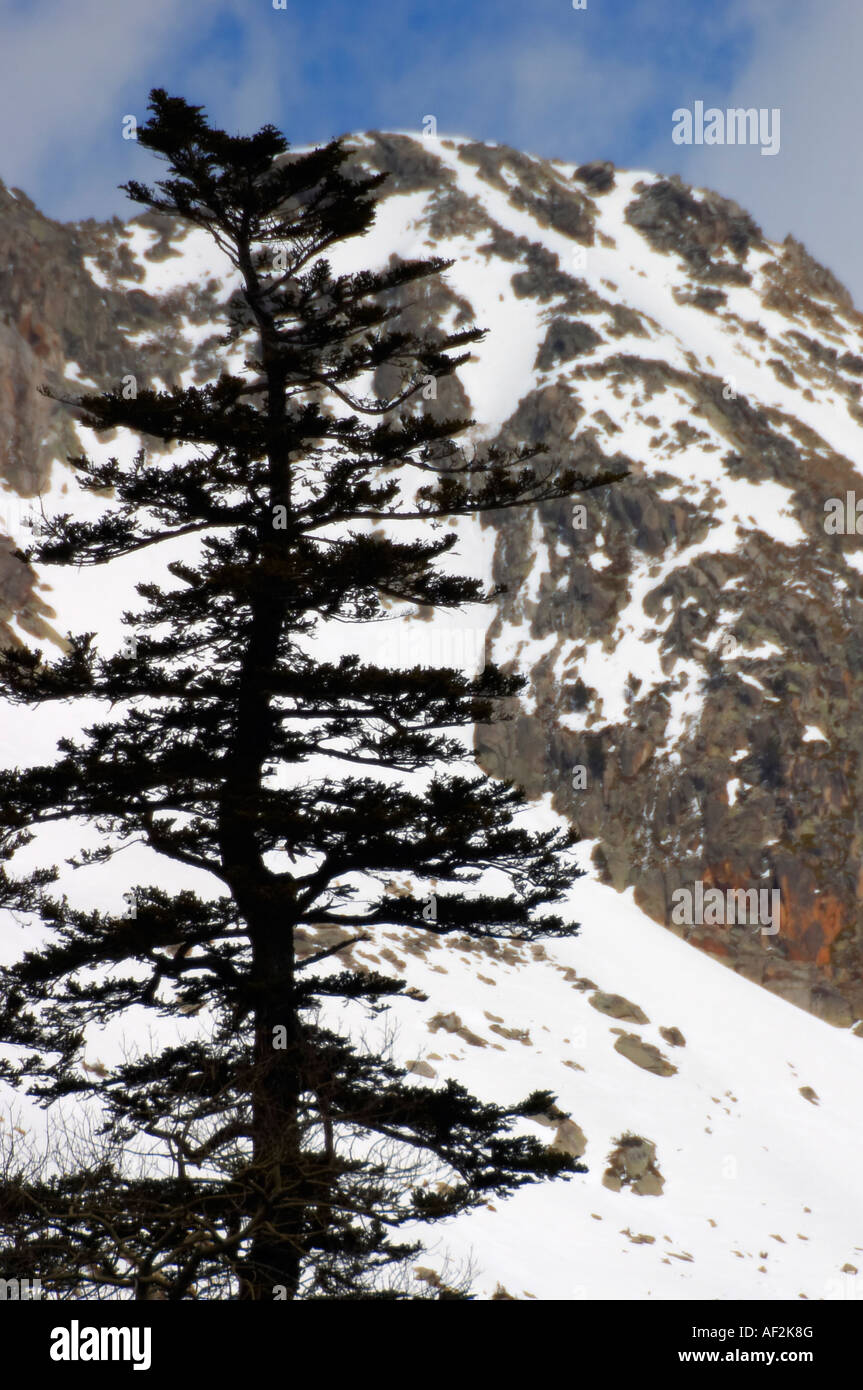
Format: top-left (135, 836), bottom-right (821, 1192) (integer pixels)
top-left (0, 91), bottom-right (622, 1299)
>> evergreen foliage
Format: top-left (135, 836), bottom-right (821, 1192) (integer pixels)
top-left (0, 91), bottom-right (623, 1299)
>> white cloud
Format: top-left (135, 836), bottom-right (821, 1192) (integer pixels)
top-left (0, 1), bottom-right (186, 197)
top-left (0, 0), bottom-right (303, 219)
top-left (361, 34), bottom-right (658, 164)
top-left (645, 0), bottom-right (863, 308)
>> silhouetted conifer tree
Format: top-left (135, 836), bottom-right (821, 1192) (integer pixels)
top-left (0, 91), bottom-right (622, 1299)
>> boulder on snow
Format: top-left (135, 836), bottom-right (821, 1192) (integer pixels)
top-left (603, 1133), bottom-right (665, 1196)
top-left (589, 990), bottom-right (649, 1024)
top-left (613, 1032), bottom-right (677, 1076)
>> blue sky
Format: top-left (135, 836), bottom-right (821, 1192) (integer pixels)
top-left (1, 0), bottom-right (861, 301)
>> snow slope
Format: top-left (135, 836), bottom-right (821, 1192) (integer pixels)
top-left (353, 821), bottom-right (863, 1302)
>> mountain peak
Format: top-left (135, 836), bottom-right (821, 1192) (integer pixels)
top-left (2, 134), bottom-right (863, 1028)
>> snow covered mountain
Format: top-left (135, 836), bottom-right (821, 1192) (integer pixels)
top-left (1, 132), bottom-right (863, 1300)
